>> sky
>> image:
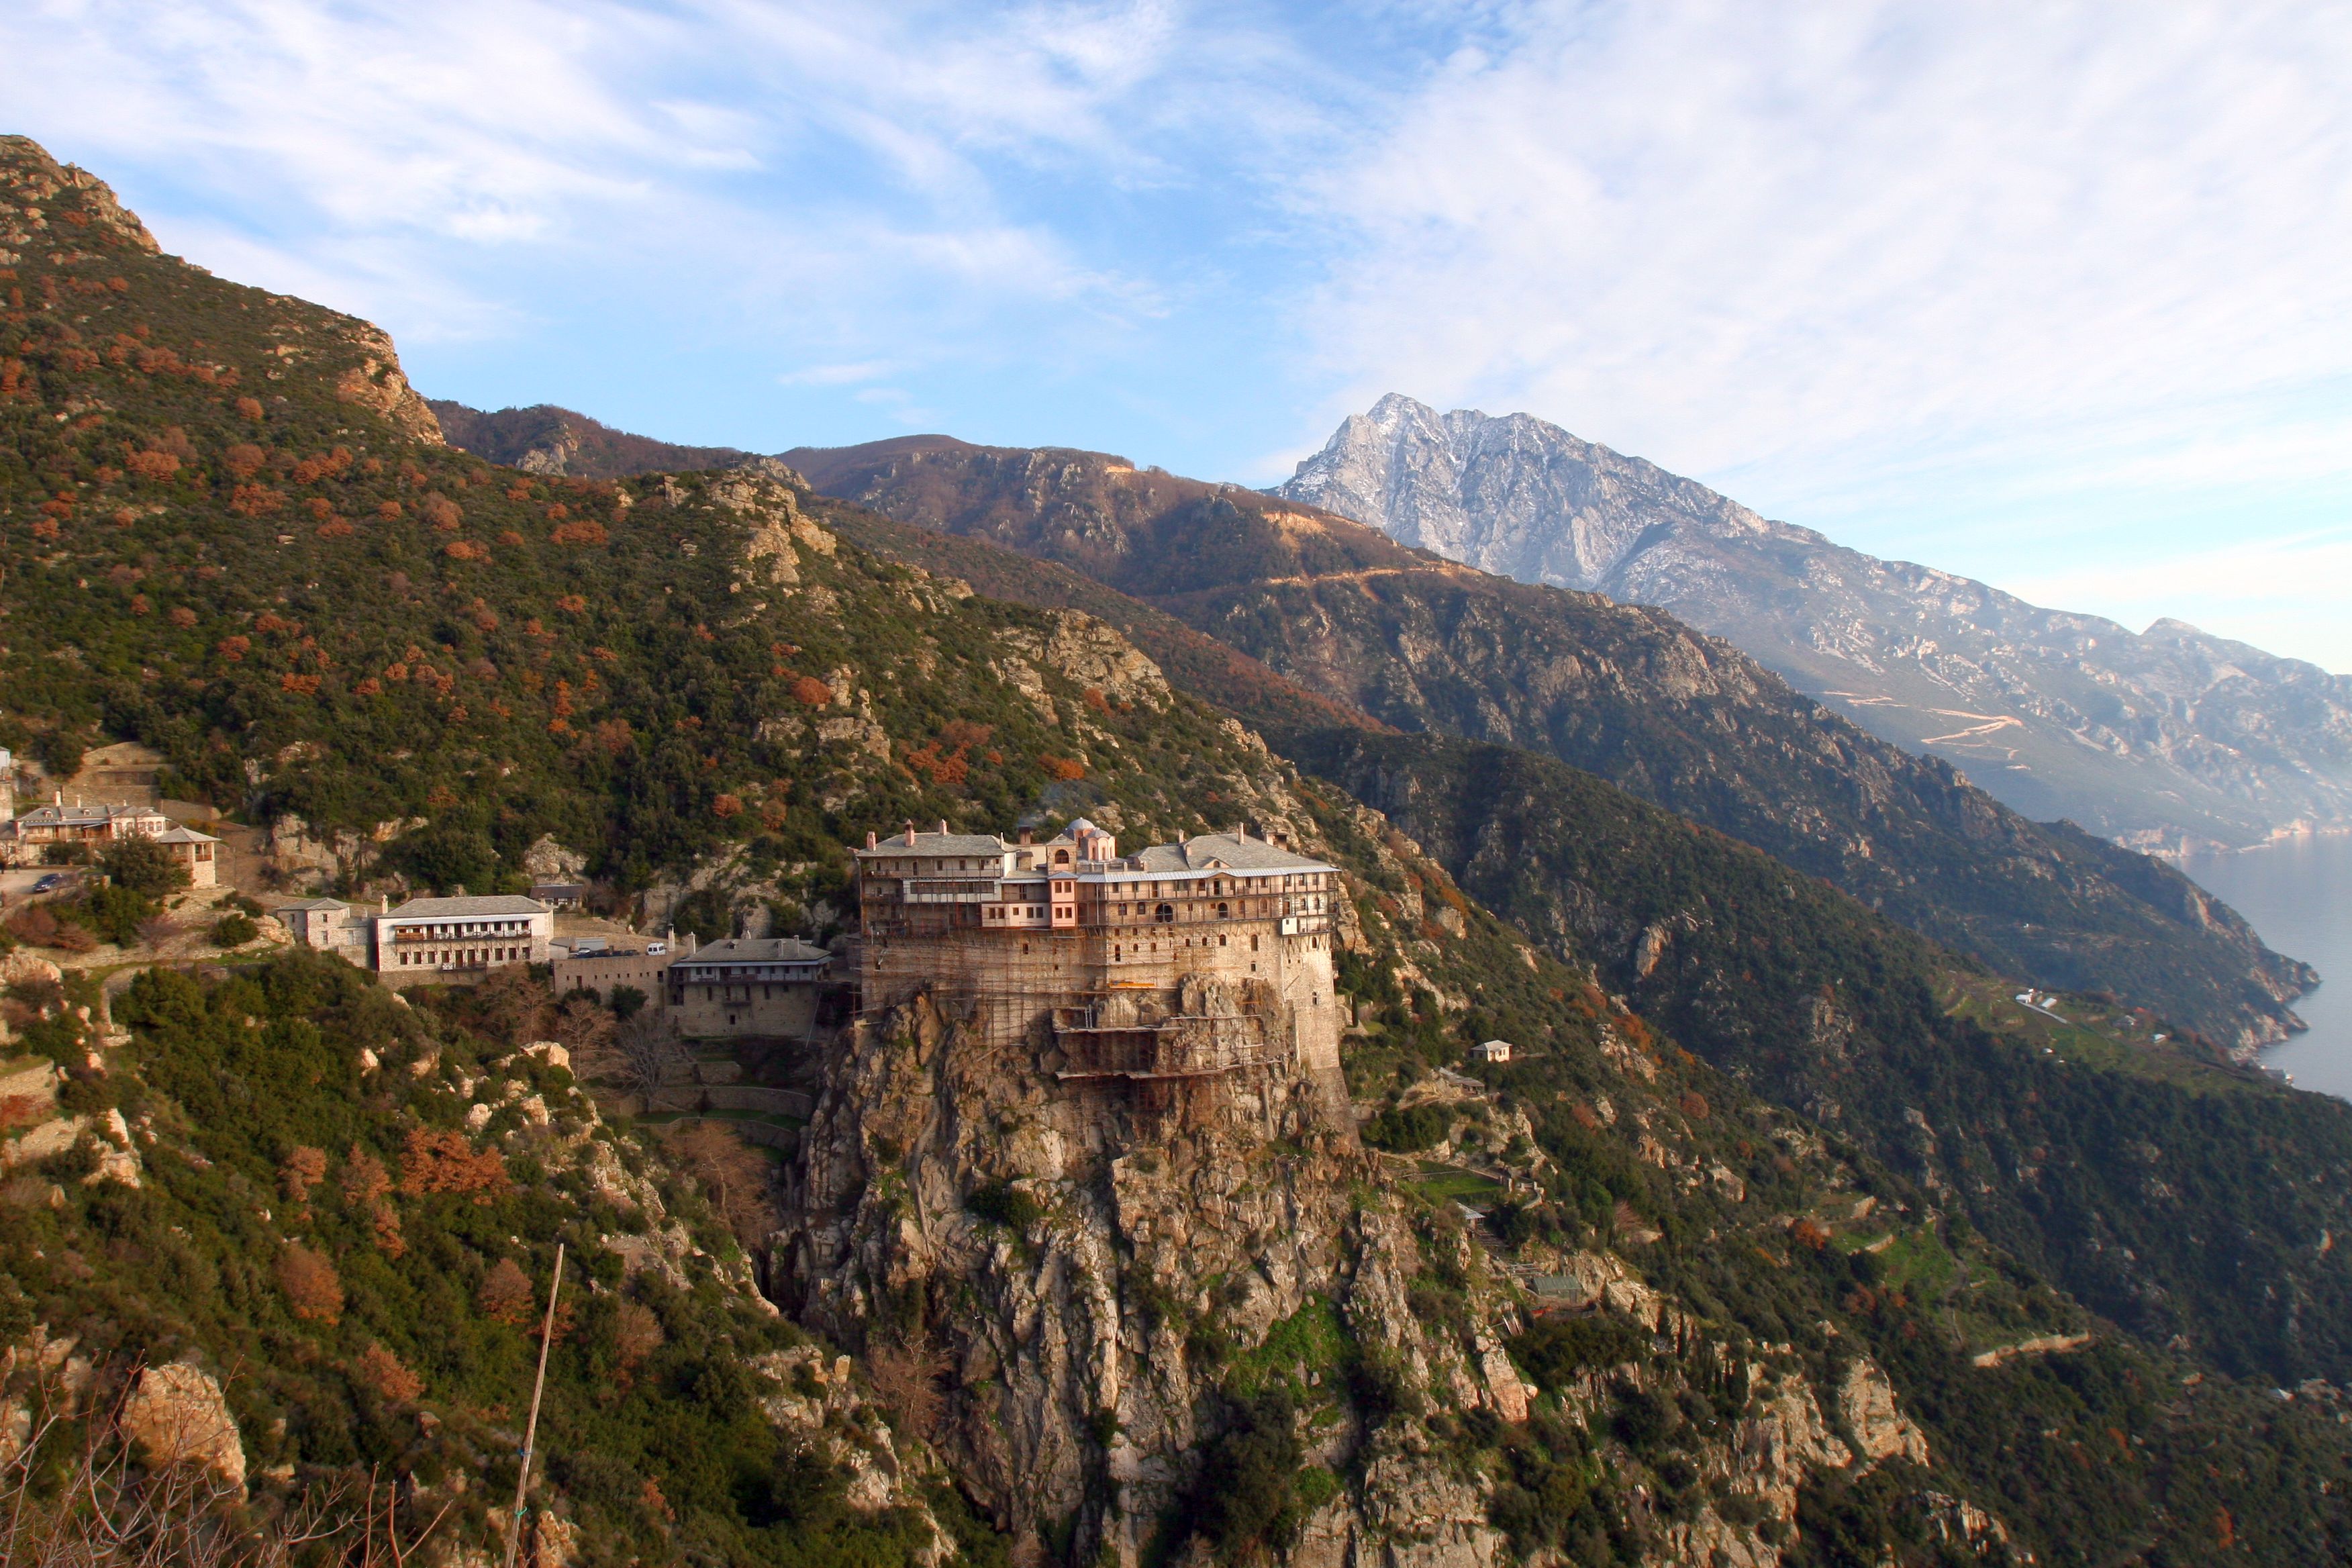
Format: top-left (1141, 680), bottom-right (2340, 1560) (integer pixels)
top-left (7, 1), bottom-right (2351, 669)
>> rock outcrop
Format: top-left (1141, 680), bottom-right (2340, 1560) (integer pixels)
top-left (779, 985), bottom-right (1526, 1567)
top-left (121, 1361), bottom-right (246, 1491)
top-left (775, 966), bottom-right (1962, 1567)
top-left (332, 323), bottom-right (444, 447)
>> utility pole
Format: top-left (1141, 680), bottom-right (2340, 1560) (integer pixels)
top-left (502, 1241), bottom-right (565, 1568)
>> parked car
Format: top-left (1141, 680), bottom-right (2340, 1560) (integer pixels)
top-left (32, 873), bottom-right (65, 893)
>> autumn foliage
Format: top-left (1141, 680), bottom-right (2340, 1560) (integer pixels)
top-left (280, 1145), bottom-right (328, 1204)
top-left (399, 1127), bottom-right (510, 1202)
top-left (342, 1146), bottom-right (391, 1204)
top-left (477, 1257), bottom-right (536, 1324)
top-left (356, 1342), bottom-right (424, 1402)
top-left (278, 1244), bottom-right (344, 1324)
top-left (227, 484), bottom-right (285, 517)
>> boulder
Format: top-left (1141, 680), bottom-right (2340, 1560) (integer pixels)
top-left (121, 1361), bottom-right (246, 1491)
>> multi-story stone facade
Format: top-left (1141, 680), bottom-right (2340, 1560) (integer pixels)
top-left (371, 895), bottom-right (553, 984)
top-left (854, 818), bottom-right (1348, 1128)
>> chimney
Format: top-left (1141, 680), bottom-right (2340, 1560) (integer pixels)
top-left (380, 893), bottom-right (389, 913)
top-left (903, 820), bottom-right (916, 846)
top-left (866, 830), bottom-right (877, 850)
top-left (936, 819), bottom-right (949, 836)
top-left (1019, 827), bottom-right (1033, 845)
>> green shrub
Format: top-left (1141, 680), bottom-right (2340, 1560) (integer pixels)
top-left (1611, 1382), bottom-right (1679, 1453)
top-left (99, 836), bottom-right (188, 899)
top-left (1184, 1389), bottom-right (1315, 1559)
top-left (75, 882), bottom-right (154, 945)
top-left (211, 912), bottom-right (259, 947)
top-left (965, 1180), bottom-right (1043, 1230)
top-left (54, 1069), bottom-right (116, 1115)
top-left (1508, 1317), bottom-right (1649, 1390)
top-left (1362, 1102), bottom-right (1448, 1153)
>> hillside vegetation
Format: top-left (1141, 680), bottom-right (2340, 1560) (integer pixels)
top-left (1291, 728), bottom-right (2352, 1383)
top-left (429, 399), bottom-right (754, 481)
top-left (779, 435), bottom-right (2311, 1052)
top-left (8, 135), bottom-right (2352, 1566)
top-left (1, 951), bottom-right (958, 1565)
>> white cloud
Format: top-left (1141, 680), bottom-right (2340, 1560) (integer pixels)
top-left (0, 0), bottom-right (1234, 352)
top-left (1272, 0), bottom-right (2352, 665)
top-left (1293, 1), bottom-right (2352, 487)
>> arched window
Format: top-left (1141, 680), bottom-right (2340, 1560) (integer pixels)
top-left (1054, 849), bottom-right (1071, 867)
top-left (1155, 903), bottom-right (1175, 923)
top-left (1216, 901), bottom-right (1230, 920)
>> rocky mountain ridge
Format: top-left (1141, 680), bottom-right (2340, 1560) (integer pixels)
top-left (1277, 394), bottom-right (2352, 852)
top-left (428, 398), bottom-right (752, 479)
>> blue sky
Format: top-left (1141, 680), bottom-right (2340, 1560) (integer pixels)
top-left (9, 1), bottom-right (2351, 669)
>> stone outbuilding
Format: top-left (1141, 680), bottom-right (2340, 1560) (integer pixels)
top-left (275, 897), bottom-right (373, 963)
top-left (666, 936), bottom-right (834, 1039)
top-left (148, 824), bottom-right (221, 887)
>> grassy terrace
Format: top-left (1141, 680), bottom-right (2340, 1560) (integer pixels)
top-left (1939, 971), bottom-right (2278, 1091)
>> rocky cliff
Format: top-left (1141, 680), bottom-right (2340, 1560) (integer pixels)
top-left (1278, 394), bottom-right (2352, 851)
top-left (774, 850), bottom-right (2006, 1568)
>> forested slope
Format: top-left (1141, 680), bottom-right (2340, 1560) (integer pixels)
top-left (782, 436), bottom-right (2313, 1052)
top-left (1289, 727), bottom-right (2352, 1382)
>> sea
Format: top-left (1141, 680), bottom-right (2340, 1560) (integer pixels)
top-left (2179, 833), bottom-right (2352, 1101)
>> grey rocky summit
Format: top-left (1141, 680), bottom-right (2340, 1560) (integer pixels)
top-left (1279, 393), bottom-right (2352, 851)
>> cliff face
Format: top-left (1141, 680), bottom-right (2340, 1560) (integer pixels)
top-left (777, 965), bottom-right (1941, 1568)
top-left (766, 771), bottom-right (2060, 1568)
top-left (1278, 395), bottom-right (2352, 851)
top-left (780, 985), bottom-right (1477, 1565)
